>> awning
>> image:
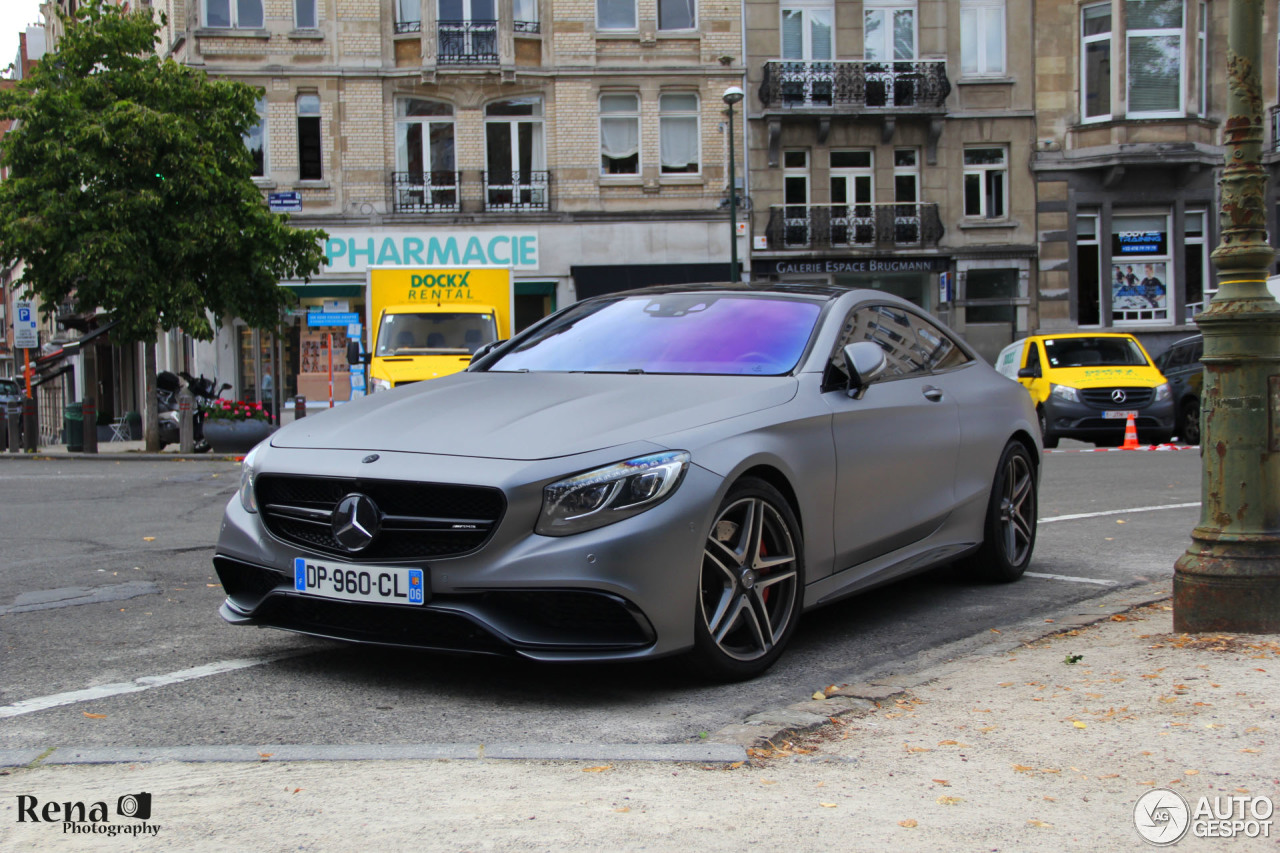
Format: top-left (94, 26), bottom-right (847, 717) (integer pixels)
top-left (284, 281), bottom-right (365, 299)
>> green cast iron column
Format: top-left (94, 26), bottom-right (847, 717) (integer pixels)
top-left (1173, 0), bottom-right (1280, 632)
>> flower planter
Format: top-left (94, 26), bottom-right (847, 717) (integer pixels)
top-left (203, 419), bottom-right (277, 454)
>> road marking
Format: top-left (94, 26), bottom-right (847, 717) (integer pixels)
top-left (0, 651), bottom-right (311, 719)
top-left (1040, 502), bottom-right (1200, 524)
top-left (1025, 572), bottom-right (1119, 586)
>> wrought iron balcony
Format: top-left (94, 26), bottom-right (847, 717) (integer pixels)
top-left (438, 21), bottom-right (499, 65)
top-left (483, 171), bottom-right (550, 212)
top-left (514, 20), bottom-right (541, 34)
top-left (391, 171), bottom-right (461, 214)
top-left (759, 60), bottom-right (950, 112)
top-left (764, 202), bottom-right (944, 250)
top-left (394, 20), bottom-right (422, 34)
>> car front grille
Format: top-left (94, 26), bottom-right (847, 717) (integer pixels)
top-left (254, 474), bottom-right (505, 561)
top-left (1080, 387), bottom-right (1155, 408)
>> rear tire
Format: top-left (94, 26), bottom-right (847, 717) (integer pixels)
top-left (688, 478), bottom-right (804, 682)
top-left (961, 442), bottom-right (1038, 583)
top-left (1180, 399), bottom-right (1200, 445)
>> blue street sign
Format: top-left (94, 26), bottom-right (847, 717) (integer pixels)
top-left (306, 312), bottom-right (360, 327)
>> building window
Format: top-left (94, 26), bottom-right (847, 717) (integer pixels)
top-left (244, 96), bottom-right (267, 178)
top-left (960, 0), bottom-right (1005, 77)
top-left (964, 268), bottom-right (1019, 323)
top-left (829, 150), bottom-right (873, 246)
top-left (1110, 212), bottom-right (1171, 323)
top-left (485, 97), bottom-right (547, 210)
top-left (1081, 3), bottom-right (1112, 120)
top-left (1126, 0), bottom-right (1183, 117)
top-left (514, 0), bottom-right (539, 29)
top-left (1184, 210), bottom-right (1209, 316)
top-left (659, 0), bottom-right (695, 31)
top-left (600, 94), bottom-right (640, 175)
top-left (295, 0), bottom-right (317, 29)
top-left (1076, 213), bottom-right (1101, 325)
top-left (395, 0), bottom-right (422, 33)
top-left (659, 93), bottom-right (699, 174)
top-left (781, 5), bottom-right (833, 60)
top-left (297, 94), bottom-right (322, 181)
top-left (597, 0), bottom-right (636, 30)
top-left (963, 147), bottom-right (1006, 219)
top-left (205, 0), bottom-right (264, 29)
top-left (864, 1), bottom-right (917, 61)
top-left (893, 148), bottom-right (922, 243)
top-left (394, 99), bottom-right (457, 211)
top-left (1196, 2), bottom-right (1207, 114)
top-left (782, 149), bottom-right (810, 246)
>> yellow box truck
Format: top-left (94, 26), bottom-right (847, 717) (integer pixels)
top-left (363, 267), bottom-right (514, 391)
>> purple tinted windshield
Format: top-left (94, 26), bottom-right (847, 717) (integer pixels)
top-left (491, 294), bottom-right (823, 375)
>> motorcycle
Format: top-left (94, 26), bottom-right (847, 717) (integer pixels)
top-left (156, 371), bottom-right (231, 452)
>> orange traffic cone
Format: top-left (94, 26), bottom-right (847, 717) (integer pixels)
top-left (1122, 413), bottom-right (1140, 449)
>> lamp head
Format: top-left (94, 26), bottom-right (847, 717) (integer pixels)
top-left (722, 86), bottom-right (745, 106)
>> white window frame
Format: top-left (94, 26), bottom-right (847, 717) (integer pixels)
top-left (244, 96), bottom-right (268, 178)
top-left (597, 0), bottom-right (637, 31)
top-left (960, 0), bottom-right (1006, 77)
top-left (658, 0), bottom-right (696, 32)
top-left (829, 150), bottom-right (874, 247)
top-left (514, 0), bottom-right (539, 26)
top-left (1125, 0), bottom-right (1185, 119)
top-left (296, 93), bottom-right (323, 181)
top-left (782, 149), bottom-right (811, 246)
top-left (864, 0), bottom-right (917, 62)
top-left (396, 0), bottom-right (422, 28)
top-left (893, 147), bottom-right (919, 204)
top-left (963, 146), bottom-right (1007, 220)
top-left (599, 93), bottom-right (641, 176)
top-left (658, 92), bottom-right (700, 175)
top-left (1076, 213), bottom-right (1103, 327)
top-left (780, 4), bottom-right (834, 61)
top-left (1081, 2), bottom-right (1113, 122)
top-left (1196, 2), bottom-right (1207, 115)
top-left (204, 0), bottom-right (264, 29)
top-left (294, 0), bottom-right (318, 29)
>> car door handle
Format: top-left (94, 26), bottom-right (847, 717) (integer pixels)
top-left (923, 385), bottom-right (944, 402)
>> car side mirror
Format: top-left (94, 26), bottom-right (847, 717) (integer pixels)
top-left (1017, 366), bottom-right (1041, 379)
top-left (843, 341), bottom-right (888, 399)
top-left (346, 340), bottom-right (368, 366)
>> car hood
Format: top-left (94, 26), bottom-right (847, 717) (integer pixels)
top-left (1049, 366), bottom-right (1165, 387)
top-left (270, 371), bottom-right (799, 460)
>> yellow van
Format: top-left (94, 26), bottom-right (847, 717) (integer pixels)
top-left (994, 333), bottom-right (1174, 448)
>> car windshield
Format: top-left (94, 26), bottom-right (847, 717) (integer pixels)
top-left (487, 293), bottom-right (823, 375)
top-left (1043, 336), bottom-right (1149, 367)
top-left (375, 312), bottom-right (497, 356)
top-left (0, 379), bottom-right (18, 396)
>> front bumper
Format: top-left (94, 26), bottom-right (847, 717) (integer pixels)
top-left (1042, 395), bottom-right (1175, 442)
top-left (214, 447), bottom-right (724, 661)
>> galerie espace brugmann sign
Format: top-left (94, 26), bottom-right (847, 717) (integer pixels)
top-left (322, 230), bottom-right (540, 273)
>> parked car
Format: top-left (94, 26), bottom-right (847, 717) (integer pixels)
top-left (1153, 334), bottom-right (1204, 445)
top-left (0, 377), bottom-right (22, 444)
top-left (995, 333), bottom-right (1174, 448)
top-left (214, 285), bottom-right (1041, 680)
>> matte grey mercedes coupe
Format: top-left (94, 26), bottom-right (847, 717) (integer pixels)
top-left (214, 284), bottom-right (1040, 680)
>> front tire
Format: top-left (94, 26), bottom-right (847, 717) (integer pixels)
top-left (1037, 407), bottom-right (1058, 449)
top-left (961, 442), bottom-right (1038, 583)
top-left (689, 478), bottom-right (804, 681)
top-left (1179, 398), bottom-right (1200, 445)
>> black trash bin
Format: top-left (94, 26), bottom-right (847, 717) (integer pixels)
top-left (64, 402), bottom-right (84, 452)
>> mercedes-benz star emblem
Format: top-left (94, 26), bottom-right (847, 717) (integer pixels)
top-left (1112, 389), bottom-right (1128, 403)
top-left (332, 493), bottom-right (381, 552)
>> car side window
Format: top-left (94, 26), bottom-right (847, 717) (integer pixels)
top-left (827, 304), bottom-right (969, 382)
top-left (1025, 342), bottom-right (1041, 373)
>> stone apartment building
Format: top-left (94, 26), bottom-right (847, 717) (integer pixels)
top-left (740, 0), bottom-right (1039, 361)
top-left (132, 0), bottom-right (749, 406)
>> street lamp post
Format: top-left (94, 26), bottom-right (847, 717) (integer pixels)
top-left (1173, 0), bottom-right (1280, 632)
top-left (723, 86), bottom-right (744, 283)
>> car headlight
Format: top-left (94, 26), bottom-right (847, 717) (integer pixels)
top-left (1049, 383), bottom-right (1080, 403)
top-left (1154, 381), bottom-right (1171, 401)
top-left (537, 451), bottom-right (690, 536)
top-left (369, 377), bottom-right (392, 394)
top-left (239, 445), bottom-right (260, 514)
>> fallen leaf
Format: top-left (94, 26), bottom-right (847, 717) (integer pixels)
top-left (1028, 819), bottom-right (1054, 828)
top-left (1041, 768), bottom-right (1061, 774)
top-left (978, 726), bottom-right (998, 733)
top-left (1240, 749), bottom-right (1259, 754)
top-left (819, 803), bottom-right (838, 808)
top-left (990, 628), bottom-right (1002, 634)
top-left (259, 753), bottom-right (273, 760)
top-left (899, 819), bottom-right (918, 828)
top-left (82, 712), bottom-right (107, 719)
top-left (1116, 519), bottom-right (1126, 524)
top-left (812, 691), bottom-right (826, 701)
top-left (1099, 774), bottom-right (1120, 779)
top-left (937, 796), bottom-right (963, 805)
top-left (761, 780), bottom-right (778, 785)
top-left (1043, 796), bottom-right (1056, 802)
top-left (1073, 721), bottom-right (1088, 729)
top-left (582, 766), bottom-right (612, 773)
top-left (938, 740), bottom-right (959, 746)
top-left (932, 779), bottom-right (950, 786)
top-left (292, 788), bottom-right (302, 794)
top-left (615, 807), bottom-right (631, 813)
top-left (143, 536), bottom-right (156, 541)
top-left (1184, 769), bottom-right (1199, 775)
top-left (730, 761), bottom-right (744, 769)
top-left (1012, 764), bottom-right (1035, 773)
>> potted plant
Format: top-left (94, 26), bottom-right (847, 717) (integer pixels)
top-left (202, 399), bottom-right (277, 454)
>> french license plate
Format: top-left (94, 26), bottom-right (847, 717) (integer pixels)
top-left (293, 557), bottom-right (426, 606)
top-left (1103, 410), bottom-right (1139, 419)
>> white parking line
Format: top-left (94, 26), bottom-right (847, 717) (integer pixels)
top-left (0, 651), bottom-right (311, 719)
top-left (1025, 572), bottom-right (1119, 586)
top-left (1040, 502), bottom-right (1200, 524)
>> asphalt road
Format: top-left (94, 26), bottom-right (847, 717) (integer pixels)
top-left (0, 444), bottom-right (1204, 750)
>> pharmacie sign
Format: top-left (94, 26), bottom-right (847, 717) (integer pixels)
top-left (323, 229), bottom-right (539, 272)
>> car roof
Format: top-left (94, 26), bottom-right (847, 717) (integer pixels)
top-left (1026, 332), bottom-right (1141, 340)
top-left (584, 282), bottom-right (863, 303)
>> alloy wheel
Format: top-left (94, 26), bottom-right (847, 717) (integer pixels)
top-left (998, 451), bottom-right (1036, 567)
top-left (700, 496), bottom-right (800, 662)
